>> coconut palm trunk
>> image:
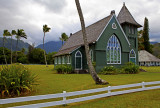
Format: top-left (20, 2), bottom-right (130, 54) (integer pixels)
top-left (15, 37), bottom-right (19, 63)
top-left (2, 37), bottom-right (7, 65)
top-left (43, 32), bottom-right (48, 67)
top-left (10, 36), bottom-right (13, 64)
top-left (75, 0), bottom-right (108, 84)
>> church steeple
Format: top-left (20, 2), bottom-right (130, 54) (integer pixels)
top-left (117, 3), bottom-right (142, 28)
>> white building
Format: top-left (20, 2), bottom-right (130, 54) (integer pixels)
top-left (139, 50), bottom-right (160, 66)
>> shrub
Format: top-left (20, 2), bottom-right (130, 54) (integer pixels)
top-left (55, 65), bottom-right (73, 74)
top-left (99, 66), bottom-right (117, 75)
top-left (0, 64), bottom-right (37, 98)
top-left (121, 62), bottom-right (139, 74)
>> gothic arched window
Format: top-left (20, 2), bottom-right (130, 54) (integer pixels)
top-left (106, 35), bottom-right (121, 64)
top-left (129, 49), bottom-right (136, 64)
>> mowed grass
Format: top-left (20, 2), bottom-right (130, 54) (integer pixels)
top-left (1, 65), bottom-right (160, 108)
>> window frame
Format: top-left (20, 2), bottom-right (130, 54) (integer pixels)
top-left (55, 57), bottom-right (57, 64)
top-left (89, 49), bottom-right (94, 62)
top-left (58, 56), bottom-right (61, 64)
top-left (62, 56), bottom-right (65, 64)
top-left (129, 49), bottom-right (136, 63)
top-left (106, 35), bottom-right (121, 64)
top-left (67, 55), bottom-right (71, 64)
top-left (75, 51), bottom-right (82, 70)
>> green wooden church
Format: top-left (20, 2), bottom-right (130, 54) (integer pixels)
top-left (54, 3), bottom-right (142, 72)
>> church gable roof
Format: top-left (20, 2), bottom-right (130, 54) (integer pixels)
top-left (54, 15), bottom-right (112, 56)
top-left (117, 3), bottom-right (142, 27)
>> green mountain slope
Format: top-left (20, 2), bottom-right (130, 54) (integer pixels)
top-left (153, 43), bottom-right (160, 58)
top-left (0, 37), bottom-right (30, 52)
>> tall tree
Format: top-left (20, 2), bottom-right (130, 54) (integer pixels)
top-left (3, 30), bottom-right (11, 65)
top-left (43, 24), bottom-right (51, 67)
top-left (75, 0), bottom-right (108, 84)
top-left (27, 43), bottom-right (35, 63)
top-left (11, 30), bottom-right (17, 64)
top-left (59, 33), bottom-right (68, 46)
top-left (15, 29), bottom-right (27, 62)
top-left (142, 17), bottom-right (152, 53)
top-left (138, 30), bottom-right (144, 51)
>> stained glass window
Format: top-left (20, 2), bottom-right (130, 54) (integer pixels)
top-left (129, 49), bottom-right (136, 64)
top-left (107, 35), bottom-right (121, 64)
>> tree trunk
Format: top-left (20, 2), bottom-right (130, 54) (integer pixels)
top-left (75, 0), bottom-right (109, 85)
top-left (43, 32), bottom-right (48, 67)
top-left (2, 37), bottom-right (7, 65)
top-left (11, 36), bottom-right (13, 64)
top-left (15, 38), bottom-right (18, 63)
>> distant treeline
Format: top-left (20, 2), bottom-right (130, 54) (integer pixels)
top-left (0, 46), bottom-right (57, 64)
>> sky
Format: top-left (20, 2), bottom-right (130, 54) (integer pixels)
top-left (0, 0), bottom-right (160, 46)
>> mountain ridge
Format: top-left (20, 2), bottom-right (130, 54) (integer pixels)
top-left (36, 41), bottom-right (62, 53)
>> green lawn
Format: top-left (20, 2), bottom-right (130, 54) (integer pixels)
top-left (1, 65), bottom-right (160, 108)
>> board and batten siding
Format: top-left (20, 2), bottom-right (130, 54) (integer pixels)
top-left (95, 15), bottom-right (130, 72)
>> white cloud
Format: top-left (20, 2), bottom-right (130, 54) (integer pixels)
top-left (0, 0), bottom-right (160, 45)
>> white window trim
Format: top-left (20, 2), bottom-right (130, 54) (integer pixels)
top-left (106, 35), bottom-right (121, 64)
top-left (90, 49), bottom-right (93, 62)
top-left (75, 50), bottom-right (82, 70)
top-left (129, 49), bottom-right (136, 63)
top-left (67, 55), bottom-right (71, 64)
top-left (62, 56), bottom-right (65, 64)
top-left (58, 57), bottom-right (61, 64)
top-left (55, 57), bottom-right (57, 64)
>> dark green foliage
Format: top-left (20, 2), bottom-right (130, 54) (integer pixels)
top-left (99, 66), bottom-right (117, 75)
top-left (27, 48), bottom-right (45, 64)
top-left (0, 47), bottom-right (29, 64)
top-left (0, 64), bottom-right (37, 98)
top-left (47, 52), bottom-right (57, 64)
top-left (59, 33), bottom-right (68, 45)
top-left (55, 65), bottom-right (73, 74)
top-left (142, 17), bottom-right (152, 53)
top-left (152, 43), bottom-right (160, 58)
top-left (0, 47), bottom-right (11, 64)
top-left (121, 62), bottom-right (139, 74)
top-left (138, 30), bottom-right (144, 50)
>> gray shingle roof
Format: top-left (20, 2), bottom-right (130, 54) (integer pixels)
top-left (117, 3), bottom-right (142, 28)
top-left (55, 3), bottom-right (141, 57)
top-left (54, 15), bottom-right (112, 56)
top-left (138, 50), bottom-right (160, 62)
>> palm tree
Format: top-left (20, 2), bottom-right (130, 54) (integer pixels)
top-left (59, 33), bottom-right (68, 46)
top-left (15, 29), bottom-right (27, 63)
top-left (11, 30), bottom-right (17, 64)
top-left (75, 0), bottom-right (108, 84)
top-left (43, 24), bottom-right (51, 67)
top-left (3, 30), bottom-right (11, 65)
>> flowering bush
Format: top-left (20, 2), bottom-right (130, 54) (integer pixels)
top-left (0, 64), bottom-right (37, 98)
